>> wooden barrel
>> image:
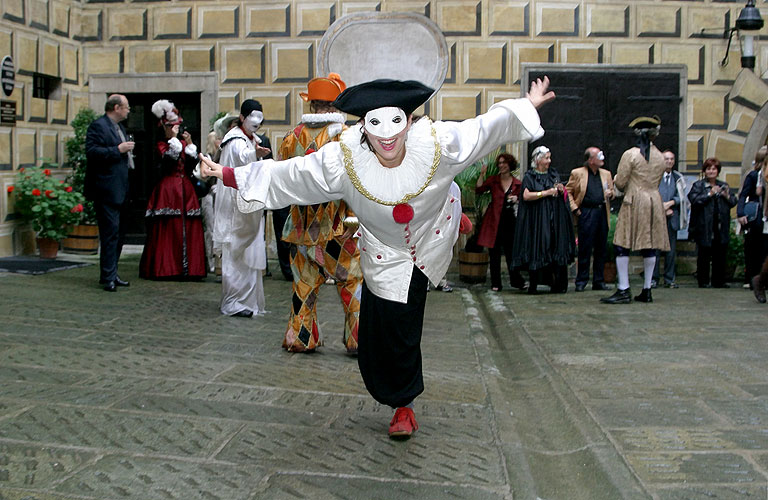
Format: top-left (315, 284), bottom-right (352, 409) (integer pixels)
top-left (61, 224), bottom-right (99, 254)
top-left (458, 250), bottom-right (489, 284)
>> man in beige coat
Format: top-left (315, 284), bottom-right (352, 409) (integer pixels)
top-left (566, 147), bottom-right (615, 291)
top-left (601, 116), bottom-right (670, 304)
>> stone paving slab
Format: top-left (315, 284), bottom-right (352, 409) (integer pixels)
top-left (54, 455), bottom-right (267, 500)
top-left (0, 405), bottom-right (241, 457)
top-left (0, 442), bottom-right (94, 489)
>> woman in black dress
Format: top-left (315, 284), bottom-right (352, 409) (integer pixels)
top-left (511, 146), bottom-right (576, 293)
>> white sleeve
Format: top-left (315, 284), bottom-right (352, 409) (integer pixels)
top-left (184, 143), bottom-right (198, 159)
top-left (235, 144), bottom-right (346, 213)
top-left (230, 137), bottom-right (259, 165)
top-left (166, 137), bottom-right (182, 160)
top-left (433, 97), bottom-right (544, 170)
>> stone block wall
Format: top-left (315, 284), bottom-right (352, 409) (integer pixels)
top-left (2, 0), bottom-right (768, 256)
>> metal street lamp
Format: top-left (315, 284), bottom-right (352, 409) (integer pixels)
top-left (720, 0), bottom-right (765, 70)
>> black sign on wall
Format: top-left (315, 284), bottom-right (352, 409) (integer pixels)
top-left (0, 100), bottom-right (15, 126)
top-left (1, 56), bottom-right (14, 97)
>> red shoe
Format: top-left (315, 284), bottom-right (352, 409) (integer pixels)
top-left (388, 407), bottom-right (418, 439)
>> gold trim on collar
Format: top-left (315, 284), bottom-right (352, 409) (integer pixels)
top-left (340, 124), bottom-right (441, 206)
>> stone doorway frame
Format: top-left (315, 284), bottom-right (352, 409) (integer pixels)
top-left (88, 73), bottom-right (218, 135)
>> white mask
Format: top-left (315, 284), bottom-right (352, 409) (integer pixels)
top-left (364, 107), bottom-right (407, 138)
top-left (243, 110), bottom-right (264, 134)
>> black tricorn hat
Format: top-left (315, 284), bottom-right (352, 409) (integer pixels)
top-left (332, 79), bottom-right (434, 117)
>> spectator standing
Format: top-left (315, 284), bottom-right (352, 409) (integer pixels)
top-left (738, 147), bottom-right (767, 290)
top-left (511, 146), bottom-right (576, 294)
top-left (565, 146), bottom-right (614, 291)
top-left (688, 157), bottom-right (737, 288)
top-left (652, 150), bottom-right (689, 288)
top-left (475, 153), bottom-right (526, 292)
top-left (752, 161), bottom-right (768, 303)
top-left (84, 94), bottom-right (134, 292)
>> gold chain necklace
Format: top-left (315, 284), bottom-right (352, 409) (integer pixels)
top-left (340, 125), bottom-right (441, 206)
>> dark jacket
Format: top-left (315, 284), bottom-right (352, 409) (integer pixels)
top-left (84, 114), bottom-right (130, 205)
top-left (688, 178), bottom-right (737, 246)
top-left (737, 169), bottom-right (763, 230)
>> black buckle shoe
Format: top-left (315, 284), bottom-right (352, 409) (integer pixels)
top-left (634, 288), bottom-right (653, 303)
top-left (103, 281), bottom-right (117, 292)
top-left (600, 288), bottom-right (631, 304)
top-left (115, 276), bottom-right (130, 287)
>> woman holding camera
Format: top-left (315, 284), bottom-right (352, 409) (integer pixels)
top-left (140, 99), bottom-right (206, 280)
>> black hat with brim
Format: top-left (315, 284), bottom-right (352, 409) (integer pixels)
top-left (332, 79), bottom-right (434, 117)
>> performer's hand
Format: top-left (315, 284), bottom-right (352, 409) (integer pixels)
top-left (170, 124), bottom-right (179, 138)
top-left (200, 154), bottom-right (224, 180)
top-left (480, 162), bottom-right (488, 177)
top-left (181, 130), bottom-right (192, 144)
top-left (254, 145), bottom-right (271, 158)
top-left (118, 141), bottom-right (134, 153)
top-left (527, 76), bottom-right (556, 109)
top-left (554, 183), bottom-right (565, 194)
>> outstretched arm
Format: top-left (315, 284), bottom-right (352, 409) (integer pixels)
top-left (527, 76), bottom-right (556, 109)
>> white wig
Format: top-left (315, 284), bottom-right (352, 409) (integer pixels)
top-left (530, 145), bottom-right (550, 169)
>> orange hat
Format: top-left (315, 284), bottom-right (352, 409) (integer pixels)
top-left (299, 73), bottom-right (346, 102)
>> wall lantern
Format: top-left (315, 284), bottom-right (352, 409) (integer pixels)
top-left (721, 0), bottom-right (764, 70)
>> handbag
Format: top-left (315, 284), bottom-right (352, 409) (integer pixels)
top-left (744, 200), bottom-right (761, 223)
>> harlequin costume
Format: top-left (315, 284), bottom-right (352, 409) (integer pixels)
top-left (277, 73), bottom-right (363, 353)
top-left (140, 100), bottom-right (207, 280)
top-left (215, 79), bottom-right (545, 438)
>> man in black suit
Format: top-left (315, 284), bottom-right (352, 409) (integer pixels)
top-left (85, 94), bottom-right (134, 292)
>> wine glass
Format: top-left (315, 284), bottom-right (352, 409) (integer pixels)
top-left (126, 134), bottom-right (135, 159)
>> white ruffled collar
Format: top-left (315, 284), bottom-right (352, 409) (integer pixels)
top-left (301, 112), bottom-right (346, 127)
top-left (339, 118), bottom-right (439, 205)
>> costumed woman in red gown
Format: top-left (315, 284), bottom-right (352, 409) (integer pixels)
top-left (140, 99), bottom-right (207, 280)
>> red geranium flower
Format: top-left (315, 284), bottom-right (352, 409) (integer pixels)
top-left (31, 188), bottom-right (41, 196)
top-left (65, 186), bottom-right (73, 192)
top-left (71, 204), bottom-right (83, 213)
top-left (43, 169), bottom-right (51, 176)
top-left (45, 189), bottom-right (54, 198)
top-left (6, 186), bottom-right (14, 193)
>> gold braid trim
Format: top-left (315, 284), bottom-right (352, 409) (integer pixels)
top-left (340, 124), bottom-right (441, 206)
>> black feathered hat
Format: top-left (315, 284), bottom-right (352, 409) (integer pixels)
top-left (332, 79), bottom-right (434, 117)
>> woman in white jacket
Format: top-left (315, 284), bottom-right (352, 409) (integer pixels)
top-left (202, 77), bottom-right (554, 438)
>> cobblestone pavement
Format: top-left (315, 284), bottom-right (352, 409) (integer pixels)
top-left (0, 254), bottom-right (766, 499)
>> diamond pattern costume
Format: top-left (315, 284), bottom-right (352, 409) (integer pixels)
top-left (277, 113), bottom-right (363, 352)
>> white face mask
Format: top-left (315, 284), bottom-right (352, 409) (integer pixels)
top-left (364, 107), bottom-right (407, 139)
top-left (243, 110), bottom-right (264, 134)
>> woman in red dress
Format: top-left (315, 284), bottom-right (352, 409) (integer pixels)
top-left (140, 99), bottom-right (207, 280)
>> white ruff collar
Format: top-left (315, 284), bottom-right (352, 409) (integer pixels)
top-left (301, 112), bottom-right (346, 127)
top-left (339, 118), bottom-right (439, 205)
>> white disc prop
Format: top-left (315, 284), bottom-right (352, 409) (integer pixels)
top-left (317, 12), bottom-right (449, 98)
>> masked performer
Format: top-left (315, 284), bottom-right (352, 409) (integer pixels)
top-left (140, 100), bottom-right (206, 280)
top-left (201, 77), bottom-right (554, 439)
top-left (212, 100), bottom-right (272, 317)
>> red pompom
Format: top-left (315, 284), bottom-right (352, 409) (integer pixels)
top-left (392, 203), bottom-right (414, 224)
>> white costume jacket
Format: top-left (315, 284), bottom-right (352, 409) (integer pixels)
top-left (234, 98), bottom-right (543, 303)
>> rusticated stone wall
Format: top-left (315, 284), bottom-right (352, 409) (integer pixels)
top-left (2, 0), bottom-right (768, 256)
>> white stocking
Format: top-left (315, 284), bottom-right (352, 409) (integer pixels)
top-left (616, 256), bottom-right (630, 290)
top-left (643, 256), bottom-right (656, 289)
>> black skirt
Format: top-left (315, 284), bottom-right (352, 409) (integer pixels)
top-left (511, 168), bottom-right (576, 270)
top-left (357, 267), bottom-right (429, 408)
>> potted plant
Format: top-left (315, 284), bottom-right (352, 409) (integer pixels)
top-left (8, 166), bottom-right (85, 258)
top-left (453, 147), bottom-right (505, 283)
top-left (62, 107), bottom-right (99, 254)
